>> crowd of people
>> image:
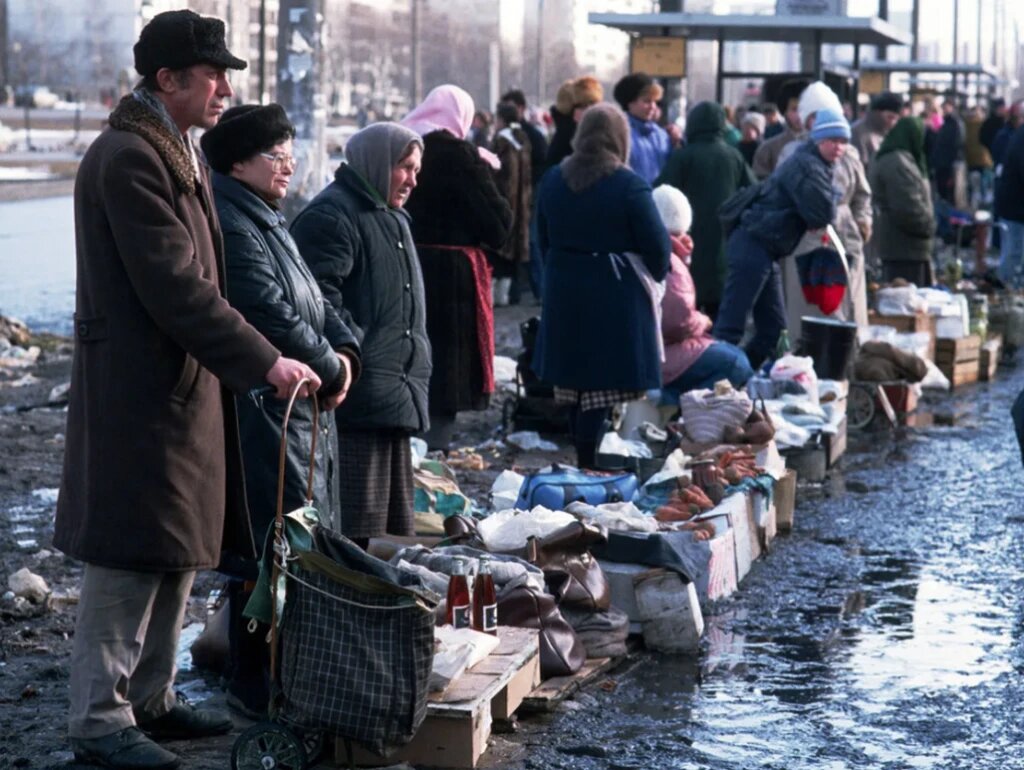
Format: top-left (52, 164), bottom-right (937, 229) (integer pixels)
top-left (51, 8), bottom-right (1020, 770)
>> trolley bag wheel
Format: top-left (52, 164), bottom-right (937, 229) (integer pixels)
top-left (847, 384), bottom-right (876, 430)
top-left (231, 722), bottom-right (308, 770)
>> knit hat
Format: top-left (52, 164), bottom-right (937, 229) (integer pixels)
top-left (652, 185), bottom-right (693, 235)
top-left (741, 111), bottom-right (766, 135)
top-left (554, 79), bottom-right (576, 115)
top-left (134, 10), bottom-right (246, 77)
top-left (571, 76), bottom-right (604, 110)
top-left (798, 81), bottom-right (842, 127)
top-left (612, 73), bottom-right (663, 110)
top-left (870, 92), bottom-right (903, 114)
top-left (200, 104), bottom-right (294, 174)
top-left (809, 108), bottom-right (851, 141)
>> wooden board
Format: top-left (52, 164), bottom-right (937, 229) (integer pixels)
top-left (519, 656), bottom-right (620, 713)
top-left (343, 626), bottom-right (540, 769)
top-left (868, 311), bottom-right (936, 360)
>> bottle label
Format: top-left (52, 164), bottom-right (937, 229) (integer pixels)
top-left (452, 604), bottom-right (471, 629)
top-left (483, 604), bottom-right (498, 632)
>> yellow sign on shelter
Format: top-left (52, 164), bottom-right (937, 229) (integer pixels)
top-left (631, 37), bottom-right (687, 78)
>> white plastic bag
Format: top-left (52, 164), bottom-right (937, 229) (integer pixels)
top-left (506, 431), bottom-right (559, 452)
top-left (490, 470), bottom-right (526, 512)
top-left (598, 431), bottom-right (653, 459)
top-left (566, 501), bottom-right (659, 533)
top-left (770, 354), bottom-right (819, 405)
top-left (876, 285), bottom-right (927, 315)
top-left (477, 506), bottom-right (576, 552)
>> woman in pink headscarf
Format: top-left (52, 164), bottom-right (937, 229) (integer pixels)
top-left (402, 85), bottom-right (512, 450)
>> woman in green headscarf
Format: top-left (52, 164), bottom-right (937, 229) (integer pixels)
top-left (869, 116), bottom-right (936, 286)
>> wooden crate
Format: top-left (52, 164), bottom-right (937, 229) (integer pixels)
top-left (979, 335), bottom-right (1002, 381)
top-left (868, 310), bottom-right (934, 334)
top-left (519, 656), bottom-right (620, 713)
top-left (935, 335), bottom-right (982, 388)
top-left (937, 359), bottom-right (980, 388)
top-left (774, 469), bottom-right (797, 532)
top-left (934, 334), bottom-right (982, 365)
top-left (869, 311), bottom-right (937, 359)
top-left (344, 626), bottom-right (540, 769)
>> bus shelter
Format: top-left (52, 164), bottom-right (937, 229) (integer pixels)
top-left (588, 12), bottom-right (911, 106)
top-left (858, 61), bottom-right (1002, 104)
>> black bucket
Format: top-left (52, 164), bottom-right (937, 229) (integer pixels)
top-left (798, 317), bottom-right (858, 380)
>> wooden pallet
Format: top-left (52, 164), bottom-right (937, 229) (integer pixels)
top-left (342, 626), bottom-right (540, 769)
top-left (518, 656), bottom-right (621, 713)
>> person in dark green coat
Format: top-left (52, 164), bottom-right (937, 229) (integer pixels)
top-left (657, 102), bottom-right (755, 320)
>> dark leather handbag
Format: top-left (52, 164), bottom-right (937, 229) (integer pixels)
top-left (526, 521), bottom-right (611, 612)
top-left (497, 583), bottom-right (586, 678)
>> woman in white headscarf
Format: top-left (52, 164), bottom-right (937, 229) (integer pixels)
top-left (291, 123), bottom-right (431, 549)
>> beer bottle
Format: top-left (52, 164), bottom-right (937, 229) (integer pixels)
top-left (472, 556), bottom-right (498, 635)
top-left (445, 557), bottom-right (471, 629)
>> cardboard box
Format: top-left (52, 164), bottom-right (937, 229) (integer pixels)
top-left (774, 469), bottom-right (797, 532)
top-left (979, 335), bottom-right (1002, 381)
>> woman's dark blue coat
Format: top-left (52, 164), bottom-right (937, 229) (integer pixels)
top-left (532, 166), bottom-right (671, 391)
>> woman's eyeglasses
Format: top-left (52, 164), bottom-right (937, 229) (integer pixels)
top-left (259, 152), bottom-right (297, 171)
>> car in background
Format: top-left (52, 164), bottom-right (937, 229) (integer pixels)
top-left (13, 86), bottom-right (60, 109)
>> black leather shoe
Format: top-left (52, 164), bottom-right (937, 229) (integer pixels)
top-left (138, 693), bottom-right (233, 740)
top-left (70, 726), bottom-right (180, 770)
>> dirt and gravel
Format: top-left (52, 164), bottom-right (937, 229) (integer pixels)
top-left (0, 305), bottom-right (572, 769)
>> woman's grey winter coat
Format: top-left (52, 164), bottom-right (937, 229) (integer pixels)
top-left (869, 149), bottom-right (935, 264)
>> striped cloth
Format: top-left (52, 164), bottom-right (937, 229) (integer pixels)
top-left (553, 387), bottom-right (645, 412)
top-left (337, 429), bottom-right (415, 539)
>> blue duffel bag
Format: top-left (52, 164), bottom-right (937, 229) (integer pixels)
top-left (515, 464), bottom-right (639, 510)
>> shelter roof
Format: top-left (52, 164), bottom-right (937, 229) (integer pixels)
top-left (588, 12), bottom-right (911, 47)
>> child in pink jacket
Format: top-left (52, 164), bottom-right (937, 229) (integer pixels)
top-left (654, 186), bottom-right (754, 402)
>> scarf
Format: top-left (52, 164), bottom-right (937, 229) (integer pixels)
top-left (560, 103), bottom-right (630, 193)
top-left (343, 122), bottom-right (423, 206)
top-left (401, 83), bottom-right (501, 170)
top-left (876, 116), bottom-right (928, 177)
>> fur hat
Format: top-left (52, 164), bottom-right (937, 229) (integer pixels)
top-left (554, 80), bottom-right (576, 115)
top-left (612, 73), bottom-right (664, 110)
top-left (798, 81), bottom-right (842, 127)
top-left (870, 92), bottom-right (904, 114)
top-left (200, 104), bottom-right (294, 173)
top-left (809, 107), bottom-right (851, 142)
top-left (652, 185), bottom-right (693, 235)
top-left (135, 10), bottom-right (246, 77)
top-left (571, 76), bottom-right (604, 110)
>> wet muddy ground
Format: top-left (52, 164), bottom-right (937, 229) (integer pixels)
top-left (2, 308), bottom-right (1024, 769)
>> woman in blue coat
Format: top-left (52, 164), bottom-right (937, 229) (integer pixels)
top-left (533, 103), bottom-right (671, 468)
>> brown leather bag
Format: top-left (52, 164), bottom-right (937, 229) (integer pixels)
top-left (526, 521), bottom-right (611, 612)
top-left (497, 583), bottom-right (586, 678)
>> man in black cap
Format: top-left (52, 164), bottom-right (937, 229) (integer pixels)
top-left (850, 91), bottom-right (902, 170)
top-left (55, 10), bottom-right (320, 769)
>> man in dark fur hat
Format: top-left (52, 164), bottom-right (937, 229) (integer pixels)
top-left (55, 10), bottom-right (320, 769)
